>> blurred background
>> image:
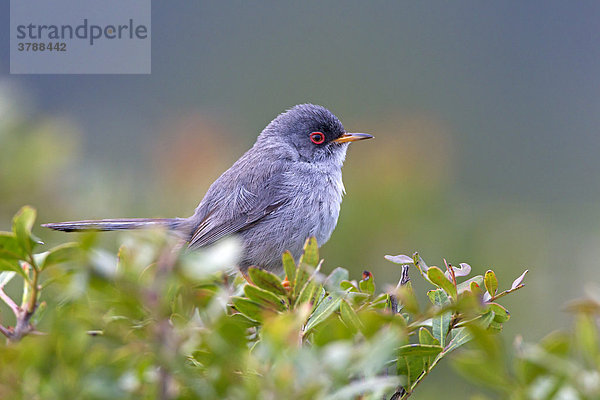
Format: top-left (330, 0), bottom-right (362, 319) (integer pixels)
top-left (1, 2), bottom-right (599, 397)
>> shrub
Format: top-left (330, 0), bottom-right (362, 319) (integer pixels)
top-left (0, 206), bottom-right (527, 399)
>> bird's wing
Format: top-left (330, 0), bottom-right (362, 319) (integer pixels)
top-left (187, 159), bottom-right (288, 250)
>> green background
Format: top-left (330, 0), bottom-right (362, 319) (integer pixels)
top-left (1, 2), bottom-right (599, 397)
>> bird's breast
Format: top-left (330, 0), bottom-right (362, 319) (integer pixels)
top-left (282, 164), bottom-right (344, 246)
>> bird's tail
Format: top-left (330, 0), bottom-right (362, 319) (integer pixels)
top-left (42, 218), bottom-right (181, 233)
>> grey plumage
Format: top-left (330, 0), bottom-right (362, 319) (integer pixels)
top-left (43, 104), bottom-right (372, 272)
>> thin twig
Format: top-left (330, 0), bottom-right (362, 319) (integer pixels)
top-left (444, 259), bottom-right (457, 287)
top-left (0, 261), bottom-right (40, 342)
top-left (388, 265), bottom-right (411, 399)
top-left (489, 284), bottom-right (525, 302)
top-left (0, 288), bottom-right (20, 317)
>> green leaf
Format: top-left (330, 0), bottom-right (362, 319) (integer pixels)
top-left (477, 310), bottom-right (496, 330)
top-left (340, 280), bottom-right (358, 292)
top-left (295, 280), bottom-right (321, 308)
top-left (0, 232), bottom-right (27, 260)
top-left (231, 297), bottom-right (265, 322)
top-left (428, 288), bottom-right (451, 306)
top-left (244, 284), bottom-right (287, 312)
top-left (370, 293), bottom-right (389, 309)
top-left (228, 312), bottom-right (260, 328)
top-left (427, 266), bottom-right (457, 300)
top-left (428, 289), bottom-right (451, 346)
top-left (298, 236), bottom-right (319, 267)
top-left (419, 327), bottom-right (440, 346)
top-left (398, 344), bottom-right (443, 357)
top-left (346, 291), bottom-right (371, 307)
top-left (398, 353), bottom-right (425, 388)
top-left (339, 299), bottom-right (362, 332)
top-left (324, 267), bottom-right (349, 292)
top-left (488, 321), bottom-right (503, 332)
top-left (358, 271), bottom-right (375, 295)
top-left (412, 252), bottom-right (430, 279)
top-left (457, 275), bottom-right (483, 294)
top-left (574, 314), bottom-right (599, 366)
top-left (395, 282), bottom-right (419, 314)
top-left (282, 250), bottom-right (297, 283)
top-left (12, 206), bottom-right (41, 256)
top-left (0, 258), bottom-right (28, 280)
top-left (39, 242), bottom-right (79, 270)
top-left (484, 270), bottom-right (498, 297)
top-left (292, 265), bottom-right (310, 300)
top-left (445, 327), bottom-right (472, 353)
top-left (247, 266), bottom-right (287, 296)
top-left (487, 303), bottom-right (510, 323)
top-left (469, 281), bottom-right (481, 294)
top-left (304, 295), bottom-right (341, 335)
top-left (462, 313), bottom-right (502, 359)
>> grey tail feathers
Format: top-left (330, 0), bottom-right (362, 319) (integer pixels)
top-left (41, 218), bottom-right (182, 233)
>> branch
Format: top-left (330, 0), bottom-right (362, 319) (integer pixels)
top-left (0, 324), bottom-right (12, 339)
top-left (0, 263), bottom-right (40, 342)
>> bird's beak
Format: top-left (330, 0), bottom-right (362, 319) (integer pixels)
top-left (332, 132), bottom-right (374, 144)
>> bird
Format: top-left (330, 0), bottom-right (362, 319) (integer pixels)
top-left (42, 104), bottom-right (373, 272)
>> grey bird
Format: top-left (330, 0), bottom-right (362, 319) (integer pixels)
top-left (42, 104), bottom-right (373, 272)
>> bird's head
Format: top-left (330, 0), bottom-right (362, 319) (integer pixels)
top-left (259, 104), bottom-right (373, 164)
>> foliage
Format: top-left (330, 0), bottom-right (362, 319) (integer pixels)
top-left (453, 289), bottom-right (600, 399)
top-left (0, 206), bottom-right (527, 399)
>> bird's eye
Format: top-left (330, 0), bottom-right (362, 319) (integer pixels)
top-left (310, 132), bottom-right (325, 145)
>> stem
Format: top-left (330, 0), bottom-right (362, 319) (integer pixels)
top-left (148, 240), bottom-right (184, 400)
top-left (27, 267), bottom-right (39, 314)
top-left (489, 284), bottom-right (525, 302)
top-left (444, 259), bottom-right (457, 287)
top-left (399, 350), bottom-right (446, 399)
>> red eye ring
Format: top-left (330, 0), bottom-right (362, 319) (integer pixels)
top-left (310, 131), bottom-right (325, 145)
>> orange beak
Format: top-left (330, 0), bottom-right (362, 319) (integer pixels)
top-left (332, 132), bottom-right (374, 144)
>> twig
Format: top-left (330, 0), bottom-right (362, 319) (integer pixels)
top-left (0, 288), bottom-right (20, 317)
top-left (444, 259), bottom-right (457, 287)
top-left (489, 284), bottom-right (525, 302)
top-left (0, 262), bottom-right (39, 342)
top-left (388, 265), bottom-right (411, 399)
